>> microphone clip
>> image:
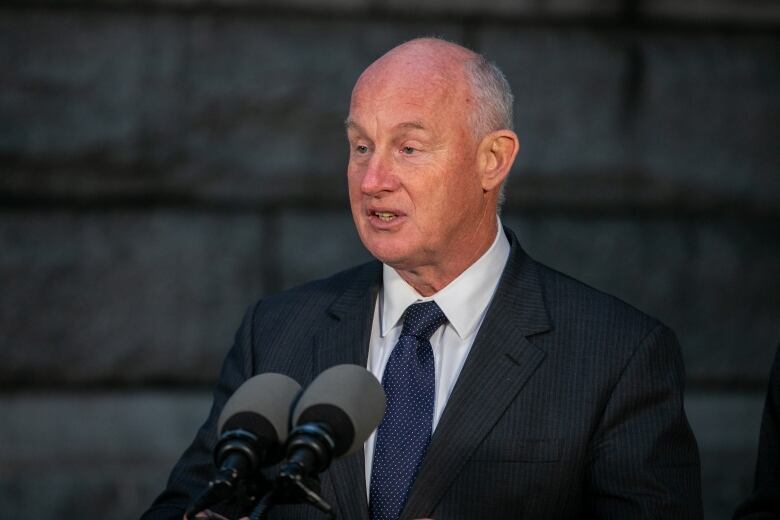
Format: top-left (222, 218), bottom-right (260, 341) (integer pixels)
top-left (280, 423), bottom-right (337, 480)
top-left (248, 423), bottom-right (337, 520)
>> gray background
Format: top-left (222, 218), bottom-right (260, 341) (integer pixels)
top-left (1, 0), bottom-right (779, 518)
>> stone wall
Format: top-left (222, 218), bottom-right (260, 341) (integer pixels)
top-left (1, 1), bottom-right (778, 518)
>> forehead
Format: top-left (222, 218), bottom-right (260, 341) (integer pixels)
top-left (348, 65), bottom-right (470, 134)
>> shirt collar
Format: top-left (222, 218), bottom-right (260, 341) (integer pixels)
top-left (380, 219), bottom-right (510, 340)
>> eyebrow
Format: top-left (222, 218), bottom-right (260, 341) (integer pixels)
top-left (344, 118), bottom-right (359, 131)
top-left (397, 121), bottom-right (426, 131)
top-left (344, 119), bottom-right (428, 133)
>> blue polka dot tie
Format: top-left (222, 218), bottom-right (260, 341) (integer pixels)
top-left (369, 301), bottom-right (447, 520)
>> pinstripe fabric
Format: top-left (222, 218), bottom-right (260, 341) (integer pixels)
top-left (141, 228), bottom-right (702, 520)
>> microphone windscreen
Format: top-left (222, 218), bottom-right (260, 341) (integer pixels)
top-left (292, 364), bottom-right (385, 457)
top-left (218, 373), bottom-right (302, 445)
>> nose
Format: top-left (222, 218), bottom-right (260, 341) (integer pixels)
top-left (360, 151), bottom-right (398, 195)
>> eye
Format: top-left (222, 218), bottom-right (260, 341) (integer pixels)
top-left (400, 146), bottom-right (416, 155)
top-left (355, 145), bottom-right (369, 154)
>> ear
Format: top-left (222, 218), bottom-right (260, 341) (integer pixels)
top-left (477, 130), bottom-right (519, 192)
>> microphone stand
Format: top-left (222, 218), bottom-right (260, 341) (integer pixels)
top-left (248, 422), bottom-right (337, 519)
top-left (247, 465), bottom-right (334, 520)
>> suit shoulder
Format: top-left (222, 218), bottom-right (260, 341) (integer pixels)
top-left (532, 258), bottom-right (663, 340)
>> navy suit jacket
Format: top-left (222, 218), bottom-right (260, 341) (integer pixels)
top-left (142, 228), bottom-right (702, 519)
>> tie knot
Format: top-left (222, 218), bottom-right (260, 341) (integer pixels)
top-left (400, 301), bottom-right (447, 341)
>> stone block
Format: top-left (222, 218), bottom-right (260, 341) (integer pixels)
top-left (1, 0), bottom-right (621, 17)
top-left (0, 211), bottom-right (266, 385)
top-left (0, 11), bottom-right (461, 203)
top-left (0, 12), bottom-right (186, 187)
top-left (503, 214), bottom-right (780, 385)
top-left (9, 0), bottom-right (369, 9)
top-left (2, 209), bottom-right (776, 388)
top-left (641, 0), bottom-right (780, 24)
top-left (12, 0), bottom-right (780, 23)
top-left (277, 210), bottom-right (373, 290)
top-left (4, 12), bottom-right (778, 211)
top-left (634, 33), bottom-right (780, 210)
top-left (374, 0), bottom-right (621, 17)
top-left (482, 28), bottom-right (780, 211)
top-left (686, 391), bottom-right (766, 519)
top-left (0, 392), bottom-right (211, 519)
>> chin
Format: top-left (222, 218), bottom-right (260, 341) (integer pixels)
top-left (365, 244), bottom-right (404, 265)
top-left (361, 237), bottom-right (412, 267)
top-left (356, 221), bottom-right (426, 267)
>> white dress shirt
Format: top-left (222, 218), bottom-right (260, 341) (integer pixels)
top-left (364, 220), bottom-right (511, 492)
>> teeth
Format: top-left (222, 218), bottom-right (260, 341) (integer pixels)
top-left (375, 212), bottom-right (396, 222)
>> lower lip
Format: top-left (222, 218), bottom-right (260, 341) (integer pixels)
top-left (367, 213), bottom-right (406, 230)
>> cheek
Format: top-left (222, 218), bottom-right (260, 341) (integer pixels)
top-left (347, 180), bottom-right (363, 219)
top-left (431, 175), bottom-right (482, 225)
top-left (347, 169), bottom-right (363, 198)
top-left (406, 184), bottom-right (449, 235)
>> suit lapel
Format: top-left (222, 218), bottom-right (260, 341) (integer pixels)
top-left (313, 261), bottom-right (382, 520)
top-left (401, 230), bottom-right (552, 519)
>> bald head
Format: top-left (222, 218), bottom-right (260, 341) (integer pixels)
top-left (362, 38), bottom-right (478, 79)
top-left (352, 38), bottom-right (514, 139)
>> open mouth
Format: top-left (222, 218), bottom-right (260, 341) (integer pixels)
top-left (373, 211), bottom-right (397, 222)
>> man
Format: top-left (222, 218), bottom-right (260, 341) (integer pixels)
top-left (142, 38), bottom-right (702, 519)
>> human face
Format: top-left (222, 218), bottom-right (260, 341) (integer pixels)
top-left (346, 65), bottom-right (493, 278)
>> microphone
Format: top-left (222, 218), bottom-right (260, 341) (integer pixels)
top-left (280, 364), bottom-right (386, 481)
top-left (186, 373), bottom-right (302, 519)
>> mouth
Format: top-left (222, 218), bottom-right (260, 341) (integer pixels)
top-left (366, 208), bottom-right (405, 227)
top-left (373, 211), bottom-right (397, 222)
